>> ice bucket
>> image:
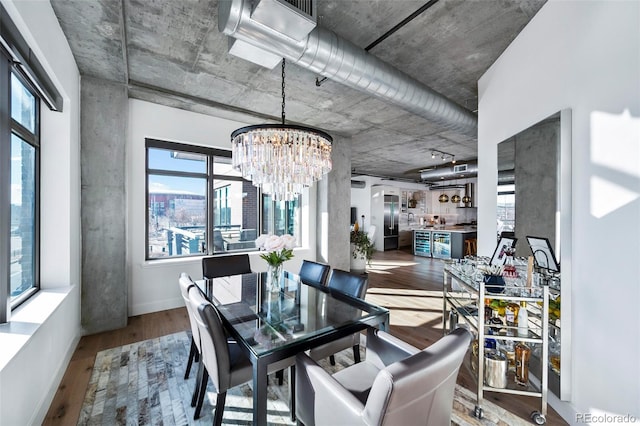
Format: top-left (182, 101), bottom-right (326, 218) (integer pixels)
top-left (484, 351), bottom-right (508, 388)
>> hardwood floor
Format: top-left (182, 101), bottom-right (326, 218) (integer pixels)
top-left (364, 249), bottom-right (566, 425)
top-left (43, 249), bottom-right (566, 425)
top-left (43, 308), bottom-right (190, 425)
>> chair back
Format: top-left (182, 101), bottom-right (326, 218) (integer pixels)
top-left (178, 273), bottom-right (201, 351)
top-left (363, 328), bottom-right (472, 426)
top-left (188, 286), bottom-right (233, 393)
top-left (202, 254), bottom-right (251, 279)
top-left (213, 229), bottom-right (225, 251)
top-left (240, 229), bottom-right (257, 241)
top-left (299, 260), bottom-right (330, 287)
top-left (327, 269), bottom-right (368, 299)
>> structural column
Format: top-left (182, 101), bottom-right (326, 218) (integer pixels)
top-left (80, 77), bottom-right (128, 334)
top-left (316, 136), bottom-right (351, 271)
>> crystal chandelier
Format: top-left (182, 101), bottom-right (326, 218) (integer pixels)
top-left (231, 59), bottom-right (333, 201)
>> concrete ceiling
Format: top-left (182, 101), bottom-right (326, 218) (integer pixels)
top-left (50, 0), bottom-right (545, 182)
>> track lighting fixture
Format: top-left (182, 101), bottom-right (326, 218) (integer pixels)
top-left (430, 149), bottom-right (455, 164)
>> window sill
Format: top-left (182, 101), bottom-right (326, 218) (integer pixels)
top-left (0, 286), bottom-right (74, 372)
top-left (143, 247), bottom-right (309, 268)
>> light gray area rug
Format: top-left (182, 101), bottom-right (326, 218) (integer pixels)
top-left (78, 331), bottom-right (529, 425)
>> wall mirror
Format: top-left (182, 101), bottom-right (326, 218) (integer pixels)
top-left (498, 111), bottom-right (560, 257)
top-left (497, 109), bottom-right (572, 401)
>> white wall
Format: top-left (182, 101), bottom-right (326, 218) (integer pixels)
top-left (127, 100), bottom-right (316, 315)
top-left (0, 0), bottom-right (81, 424)
top-left (478, 0), bottom-right (639, 422)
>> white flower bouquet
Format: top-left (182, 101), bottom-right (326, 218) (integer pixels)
top-left (255, 234), bottom-right (296, 266)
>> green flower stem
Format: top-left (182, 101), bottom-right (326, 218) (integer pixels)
top-left (260, 248), bottom-right (294, 266)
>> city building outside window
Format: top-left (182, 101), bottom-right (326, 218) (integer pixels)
top-left (1, 70), bottom-right (41, 312)
top-left (497, 183), bottom-right (515, 236)
top-left (145, 139), bottom-right (301, 259)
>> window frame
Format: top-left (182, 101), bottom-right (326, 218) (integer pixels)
top-left (145, 138), bottom-right (301, 260)
top-left (497, 183), bottom-right (515, 234)
top-left (1, 57), bottom-right (41, 318)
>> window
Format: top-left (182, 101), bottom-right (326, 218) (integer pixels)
top-left (1, 4), bottom-right (62, 322)
top-left (261, 194), bottom-right (300, 236)
top-left (497, 183), bottom-right (515, 235)
top-left (145, 139), bottom-right (301, 259)
top-left (1, 69), bottom-right (41, 313)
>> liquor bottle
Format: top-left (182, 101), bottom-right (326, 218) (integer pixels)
top-left (517, 301), bottom-right (529, 337)
top-left (505, 302), bottom-right (520, 327)
top-left (515, 342), bottom-right (531, 385)
top-left (484, 298), bottom-right (494, 322)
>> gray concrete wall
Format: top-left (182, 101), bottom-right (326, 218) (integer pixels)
top-left (317, 136), bottom-right (351, 271)
top-left (81, 77), bottom-right (128, 334)
top-left (514, 118), bottom-right (559, 257)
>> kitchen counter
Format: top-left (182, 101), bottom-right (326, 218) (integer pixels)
top-left (412, 228), bottom-right (477, 259)
top-left (408, 225), bottom-right (476, 233)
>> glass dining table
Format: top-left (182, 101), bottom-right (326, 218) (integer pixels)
top-left (195, 270), bottom-right (389, 426)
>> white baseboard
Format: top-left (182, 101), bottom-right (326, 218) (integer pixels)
top-left (33, 332), bottom-right (81, 425)
top-left (130, 297), bottom-right (183, 316)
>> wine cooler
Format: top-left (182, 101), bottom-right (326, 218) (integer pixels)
top-left (432, 231), bottom-right (452, 259)
top-left (413, 230), bottom-right (432, 257)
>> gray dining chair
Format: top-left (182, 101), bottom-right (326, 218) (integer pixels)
top-left (308, 269), bottom-right (368, 365)
top-left (274, 260), bottom-right (330, 387)
top-left (178, 273), bottom-right (201, 382)
top-left (188, 278), bottom-right (296, 423)
top-left (188, 284), bottom-right (253, 423)
top-left (295, 327), bottom-right (473, 426)
top-left (202, 254), bottom-right (251, 279)
top-left (298, 259), bottom-right (330, 287)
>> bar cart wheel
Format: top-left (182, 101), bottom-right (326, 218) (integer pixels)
top-left (473, 406), bottom-right (484, 419)
top-left (530, 411), bottom-right (546, 425)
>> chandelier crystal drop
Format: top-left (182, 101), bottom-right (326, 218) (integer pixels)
top-left (231, 124), bottom-right (333, 201)
top-left (231, 59), bottom-right (333, 201)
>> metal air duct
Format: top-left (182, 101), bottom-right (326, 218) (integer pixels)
top-left (218, 0), bottom-right (477, 137)
top-left (420, 161), bottom-right (478, 182)
top-left (498, 169), bottom-right (515, 185)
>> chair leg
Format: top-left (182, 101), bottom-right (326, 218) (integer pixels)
top-left (213, 391), bottom-right (227, 426)
top-left (194, 368), bottom-right (209, 420)
top-left (185, 337), bottom-right (197, 379)
top-left (329, 355), bottom-right (336, 366)
top-left (191, 361), bottom-right (203, 407)
top-left (276, 369), bottom-right (284, 386)
top-left (289, 365), bottom-right (296, 422)
top-left (352, 344), bottom-right (361, 363)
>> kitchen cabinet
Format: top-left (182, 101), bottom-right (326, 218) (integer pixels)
top-left (451, 231), bottom-right (477, 258)
top-left (401, 191), bottom-right (408, 213)
top-left (399, 230), bottom-right (412, 248)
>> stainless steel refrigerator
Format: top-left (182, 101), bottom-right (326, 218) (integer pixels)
top-left (383, 194), bottom-right (399, 250)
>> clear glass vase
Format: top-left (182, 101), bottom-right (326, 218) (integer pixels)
top-left (267, 263), bottom-right (283, 292)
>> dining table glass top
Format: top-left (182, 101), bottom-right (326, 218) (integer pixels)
top-left (196, 270), bottom-right (389, 359)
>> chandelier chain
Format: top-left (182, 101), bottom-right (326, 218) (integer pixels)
top-left (230, 56), bottom-right (332, 202)
top-left (281, 58), bottom-right (286, 125)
